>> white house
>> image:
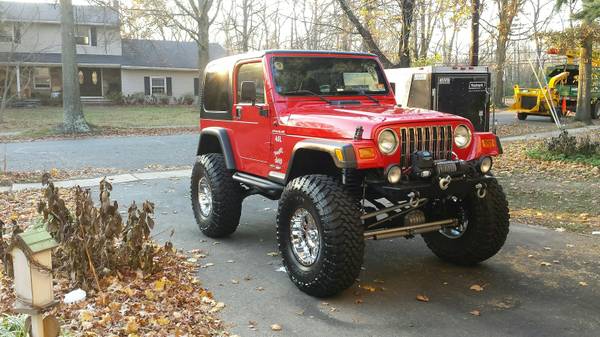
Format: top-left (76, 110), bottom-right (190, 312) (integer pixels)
top-left (0, 1), bottom-right (226, 101)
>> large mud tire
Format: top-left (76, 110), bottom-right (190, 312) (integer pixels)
top-left (423, 179), bottom-right (510, 265)
top-left (277, 175), bottom-right (364, 297)
top-left (191, 154), bottom-right (243, 238)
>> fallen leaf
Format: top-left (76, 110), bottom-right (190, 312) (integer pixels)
top-left (540, 261), bottom-right (552, 266)
top-left (579, 281), bottom-right (588, 287)
top-left (469, 284), bottom-right (484, 292)
top-left (271, 324), bottom-right (282, 331)
top-left (125, 317), bottom-right (139, 333)
top-left (416, 294), bottom-right (429, 302)
top-left (470, 310), bottom-right (481, 316)
top-left (267, 251), bottom-right (279, 257)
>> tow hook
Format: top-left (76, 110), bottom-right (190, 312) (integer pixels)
top-left (475, 183), bottom-right (487, 199)
top-left (439, 176), bottom-right (451, 190)
top-left (408, 192), bottom-right (420, 207)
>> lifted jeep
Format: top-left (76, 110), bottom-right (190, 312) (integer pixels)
top-left (191, 50), bottom-right (509, 297)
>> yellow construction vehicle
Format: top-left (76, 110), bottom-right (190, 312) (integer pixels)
top-left (509, 48), bottom-right (600, 121)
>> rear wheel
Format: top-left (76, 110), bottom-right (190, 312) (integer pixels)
top-left (422, 179), bottom-right (510, 265)
top-left (191, 153), bottom-right (243, 238)
top-left (517, 113), bottom-right (527, 121)
top-left (277, 175), bottom-right (364, 297)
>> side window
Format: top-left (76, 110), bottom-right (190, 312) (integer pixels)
top-left (237, 62), bottom-right (265, 104)
top-left (203, 71), bottom-right (229, 111)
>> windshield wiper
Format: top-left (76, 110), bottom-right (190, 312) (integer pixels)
top-left (281, 89), bottom-right (332, 104)
top-left (357, 90), bottom-right (381, 105)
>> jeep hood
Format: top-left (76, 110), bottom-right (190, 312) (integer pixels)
top-left (279, 104), bottom-right (469, 139)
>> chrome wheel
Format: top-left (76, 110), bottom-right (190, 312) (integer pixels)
top-left (197, 176), bottom-right (213, 218)
top-left (289, 208), bottom-right (321, 266)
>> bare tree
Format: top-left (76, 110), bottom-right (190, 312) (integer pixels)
top-left (491, 0), bottom-right (525, 106)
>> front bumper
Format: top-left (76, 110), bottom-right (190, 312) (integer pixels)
top-left (366, 159), bottom-right (493, 201)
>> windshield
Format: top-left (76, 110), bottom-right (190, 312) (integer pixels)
top-left (271, 57), bottom-right (388, 96)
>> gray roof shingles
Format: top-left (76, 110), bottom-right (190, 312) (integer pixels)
top-left (0, 40), bottom-right (226, 69)
top-left (0, 1), bottom-right (120, 26)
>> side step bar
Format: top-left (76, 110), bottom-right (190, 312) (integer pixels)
top-left (364, 219), bottom-right (458, 240)
top-left (232, 172), bottom-right (284, 199)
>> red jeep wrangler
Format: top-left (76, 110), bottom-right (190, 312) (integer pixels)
top-left (191, 50), bottom-right (509, 297)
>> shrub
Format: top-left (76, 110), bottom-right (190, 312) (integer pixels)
top-left (106, 91), bottom-right (124, 104)
top-left (0, 314), bottom-right (28, 337)
top-left (546, 131), bottom-right (600, 157)
top-left (37, 178), bottom-right (157, 289)
top-left (124, 92), bottom-right (145, 105)
top-left (153, 93), bottom-right (170, 105)
top-left (180, 93), bottom-right (195, 105)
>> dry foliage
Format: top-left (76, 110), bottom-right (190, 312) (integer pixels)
top-left (0, 180), bottom-right (228, 336)
top-left (37, 179), bottom-right (157, 289)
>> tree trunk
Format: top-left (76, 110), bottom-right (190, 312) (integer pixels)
top-left (469, 0), bottom-right (480, 66)
top-left (60, 0), bottom-right (89, 133)
top-left (196, 8), bottom-right (211, 112)
top-left (399, 0), bottom-right (415, 67)
top-left (575, 31), bottom-right (592, 124)
top-left (337, 0), bottom-right (393, 67)
top-left (493, 34), bottom-right (508, 106)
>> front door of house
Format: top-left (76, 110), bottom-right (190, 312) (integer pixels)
top-left (79, 68), bottom-right (102, 96)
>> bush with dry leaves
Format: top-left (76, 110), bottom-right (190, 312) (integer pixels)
top-left (37, 178), bottom-right (158, 290)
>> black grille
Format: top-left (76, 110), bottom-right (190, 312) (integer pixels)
top-left (521, 96), bottom-right (537, 110)
top-left (399, 125), bottom-right (453, 167)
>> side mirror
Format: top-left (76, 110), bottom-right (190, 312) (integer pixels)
top-left (240, 81), bottom-right (257, 104)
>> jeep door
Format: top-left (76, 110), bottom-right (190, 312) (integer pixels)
top-left (232, 61), bottom-right (272, 174)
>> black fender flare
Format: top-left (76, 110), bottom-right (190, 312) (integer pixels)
top-left (196, 127), bottom-right (236, 170)
top-left (282, 139), bottom-right (357, 183)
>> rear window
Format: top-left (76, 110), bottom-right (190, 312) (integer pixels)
top-left (203, 71), bottom-right (229, 111)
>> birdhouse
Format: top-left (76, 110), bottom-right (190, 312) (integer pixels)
top-left (11, 226), bottom-right (58, 311)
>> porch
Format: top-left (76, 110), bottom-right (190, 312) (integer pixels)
top-left (0, 64), bottom-right (121, 102)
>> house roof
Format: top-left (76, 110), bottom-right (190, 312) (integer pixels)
top-left (121, 39), bottom-right (227, 69)
top-left (0, 39), bottom-right (226, 69)
top-left (0, 1), bottom-right (120, 26)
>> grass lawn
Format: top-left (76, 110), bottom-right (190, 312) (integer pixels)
top-left (0, 105), bottom-right (199, 135)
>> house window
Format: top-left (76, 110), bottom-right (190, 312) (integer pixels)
top-left (75, 26), bottom-right (90, 45)
top-left (151, 77), bottom-right (166, 94)
top-left (34, 68), bottom-right (51, 89)
top-left (0, 23), bottom-right (14, 42)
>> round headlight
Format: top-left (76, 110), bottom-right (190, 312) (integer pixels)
top-left (387, 165), bottom-right (402, 184)
top-left (378, 129), bottom-right (398, 155)
top-left (480, 156), bottom-right (493, 173)
top-left (454, 125), bottom-right (472, 148)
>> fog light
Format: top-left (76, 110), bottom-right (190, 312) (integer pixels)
top-left (387, 165), bottom-right (402, 184)
top-left (479, 156), bottom-right (492, 173)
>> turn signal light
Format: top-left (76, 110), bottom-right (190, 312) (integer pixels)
top-left (358, 147), bottom-right (376, 159)
top-left (481, 138), bottom-right (496, 149)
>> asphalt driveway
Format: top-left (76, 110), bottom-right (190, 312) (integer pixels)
top-left (99, 177), bottom-right (600, 337)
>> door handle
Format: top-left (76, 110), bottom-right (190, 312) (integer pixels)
top-left (259, 106), bottom-right (269, 117)
top-left (235, 106), bottom-right (242, 119)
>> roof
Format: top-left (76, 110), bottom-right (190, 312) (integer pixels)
top-left (0, 40), bottom-right (227, 69)
top-left (0, 1), bottom-right (119, 26)
top-left (15, 227), bottom-right (58, 254)
top-left (121, 39), bottom-right (227, 69)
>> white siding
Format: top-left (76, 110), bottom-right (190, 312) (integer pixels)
top-left (121, 69), bottom-right (198, 97)
top-left (0, 22), bottom-right (122, 55)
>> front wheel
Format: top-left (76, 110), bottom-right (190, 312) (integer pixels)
top-left (276, 175), bottom-right (364, 297)
top-left (422, 179), bottom-right (510, 265)
top-left (517, 113), bottom-right (527, 121)
top-left (191, 153), bottom-right (243, 238)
